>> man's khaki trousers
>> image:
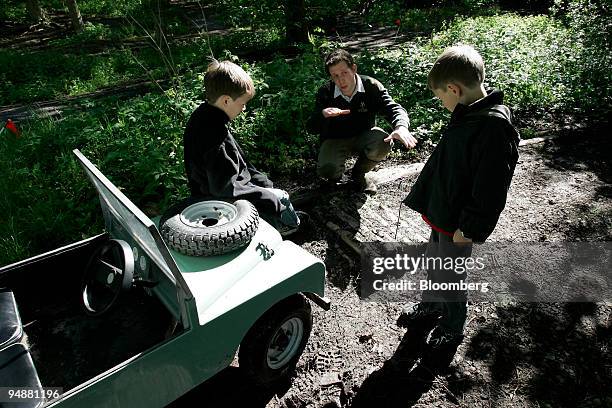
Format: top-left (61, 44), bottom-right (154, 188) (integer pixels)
top-left (317, 127), bottom-right (391, 181)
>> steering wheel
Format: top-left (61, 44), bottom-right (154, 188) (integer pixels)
top-left (81, 239), bottom-right (134, 316)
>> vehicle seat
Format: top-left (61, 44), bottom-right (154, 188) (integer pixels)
top-left (0, 343), bottom-right (44, 407)
top-left (0, 289), bottom-right (22, 351)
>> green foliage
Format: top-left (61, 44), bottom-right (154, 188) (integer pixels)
top-left (71, 0), bottom-right (148, 16)
top-left (0, 48), bottom-right (145, 104)
top-left (358, 11), bottom-right (610, 129)
top-left (0, 27), bottom-right (284, 105)
top-left (550, 0), bottom-right (612, 110)
top-left (216, 0), bottom-right (362, 30)
top-left (0, 116), bottom-right (102, 264)
top-left (0, 89), bottom-right (194, 265)
top-left (365, 0), bottom-right (499, 30)
top-left (431, 12), bottom-right (610, 111)
top-left (0, 0), bottom-right (26, 21)
top-left (49, 22), bottom-right (117, 46)
top-left (232, 52), bottom-right (325, 174)
top-left (431, 15), bottom-right (575, 110)
top-left (0, 0), bottom-right (149, 22)
top-left (216, 0), bottom-right (284, 29)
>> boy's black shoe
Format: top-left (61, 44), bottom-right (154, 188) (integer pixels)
top-left (295, 210), bottom-right (310, 226)
top-left (396, 302), bottom-right (441, 328)
top-left (425, 325), bottom-right (464, 350)
top-left (278, 211), bottom-right (311, 238)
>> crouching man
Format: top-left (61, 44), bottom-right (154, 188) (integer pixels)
top-left (307, 48), bottom-right (417, 194)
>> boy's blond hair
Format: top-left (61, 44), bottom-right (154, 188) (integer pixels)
top-left (204, 60), bottom-right (255, 102)
top-left (428, 45), bottom-right (485, 91)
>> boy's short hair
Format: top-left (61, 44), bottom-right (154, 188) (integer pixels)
top-left (325, 49), bottom-right (355, 73)
top-left (428, 45), bottom-right (485, 90)
top-left (204, 60), bottom-right (255, 102)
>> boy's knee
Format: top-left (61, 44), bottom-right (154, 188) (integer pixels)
top-left (317, 162), bottom-right (343, 181)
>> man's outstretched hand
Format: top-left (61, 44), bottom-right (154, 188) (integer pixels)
top-left (384, 126), bottom-right (417, 149)
top-left (322, 107), bottom-right (351, 118)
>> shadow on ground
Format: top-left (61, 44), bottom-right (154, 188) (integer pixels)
top-left (465, 302), bottom-right (611, 407)
top-left (168, 366), bottom-right (292, 407)
top-left (350, 323), bottom-right (462, 407)
top-left (538, 127), bottom-right (612, 240)
top-left (538, 125), bottom-right (610, 184)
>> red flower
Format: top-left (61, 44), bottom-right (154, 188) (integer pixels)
top-left (394, 19), bottom-right (401, 26)
top-left (5, 119), bottom-right (20, 137)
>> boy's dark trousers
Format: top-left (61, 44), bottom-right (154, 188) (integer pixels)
top-left (421, 229), bottom-right (473, 334)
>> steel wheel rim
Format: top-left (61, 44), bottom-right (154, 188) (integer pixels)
top-left (179, 201), bottom-right (237, 228)
top-left (266, 317), bottom-right (304, 369)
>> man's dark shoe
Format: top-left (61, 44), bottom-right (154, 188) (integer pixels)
top-left (397, 302), bottom-right (441, 328)
top-left (277, 223), bottom-right (299, 238)
top-left (317, 179), bottom-right (342, 194)
top-left (425, 325), bottom-right (464, 350)
top-left (351, 156), bottom-right (379, 195)
top-left (350, 173), bottom-right (377, 195)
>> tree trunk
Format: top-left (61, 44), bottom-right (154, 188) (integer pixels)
top-left (25, 0), bottom-right (46, 23)
top-left (66, 0), bottom-right (84, 32)
top-left (284, 0), bottom-right (309, 44)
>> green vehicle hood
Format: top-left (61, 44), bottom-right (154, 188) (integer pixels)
top-left (169, 219), bottom-right (324, 325)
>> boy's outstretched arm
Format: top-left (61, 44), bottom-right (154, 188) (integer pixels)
top-left (458, 123), bottom-right (519, 242)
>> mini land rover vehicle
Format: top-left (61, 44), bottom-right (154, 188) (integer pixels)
top-left (0, 149), bottom-right (328, 407)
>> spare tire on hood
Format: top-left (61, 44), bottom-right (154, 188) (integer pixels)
top-left (160, 197), bottom-right (259, 256)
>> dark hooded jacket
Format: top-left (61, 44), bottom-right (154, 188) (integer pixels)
top-left (404, 90), bottom-right (520, 242)
top-left (183, 101), bottom-right (282, 213)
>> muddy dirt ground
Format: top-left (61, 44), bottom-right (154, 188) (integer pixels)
top-left (170, 125), bottom-right (611, 408)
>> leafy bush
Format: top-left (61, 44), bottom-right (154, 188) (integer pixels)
top-left (0, 48), bottom-right (147, 104)
top-left (364, 0), bottom-right (499, 31)
top-left (0, 27), bottom-right (284, 105)
top-left (48, 22), bottom-right (116, 46)
top-left (0, 88), bottom-right (194, 266)
top-left (232, 52), bottom-right (324, 174)
top-left (432, 12), bottom-right (610, 112)
top-left (550, 0), bottom-right (612, 111)
top-left (430, 14), bottom-right (576, 110)
top-left (216, 0), bottom-right (362, 30)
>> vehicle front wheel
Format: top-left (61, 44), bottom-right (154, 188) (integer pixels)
top-left (239, 295), bottom-right (312, 386)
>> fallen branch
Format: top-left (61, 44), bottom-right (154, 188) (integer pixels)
top-left (370, 162), bottom-right (424, 185)
top-left (519, 134), bottom-right (559, 147)
top-left (325, 221), bottom-right (362, 256)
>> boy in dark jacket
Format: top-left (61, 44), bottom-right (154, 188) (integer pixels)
top-left (398, 45), bottom-right (520, 348)
top-left (307, 49), bottom-right (417, 194)
top-left (184, 60), bottom-right (301, 234)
